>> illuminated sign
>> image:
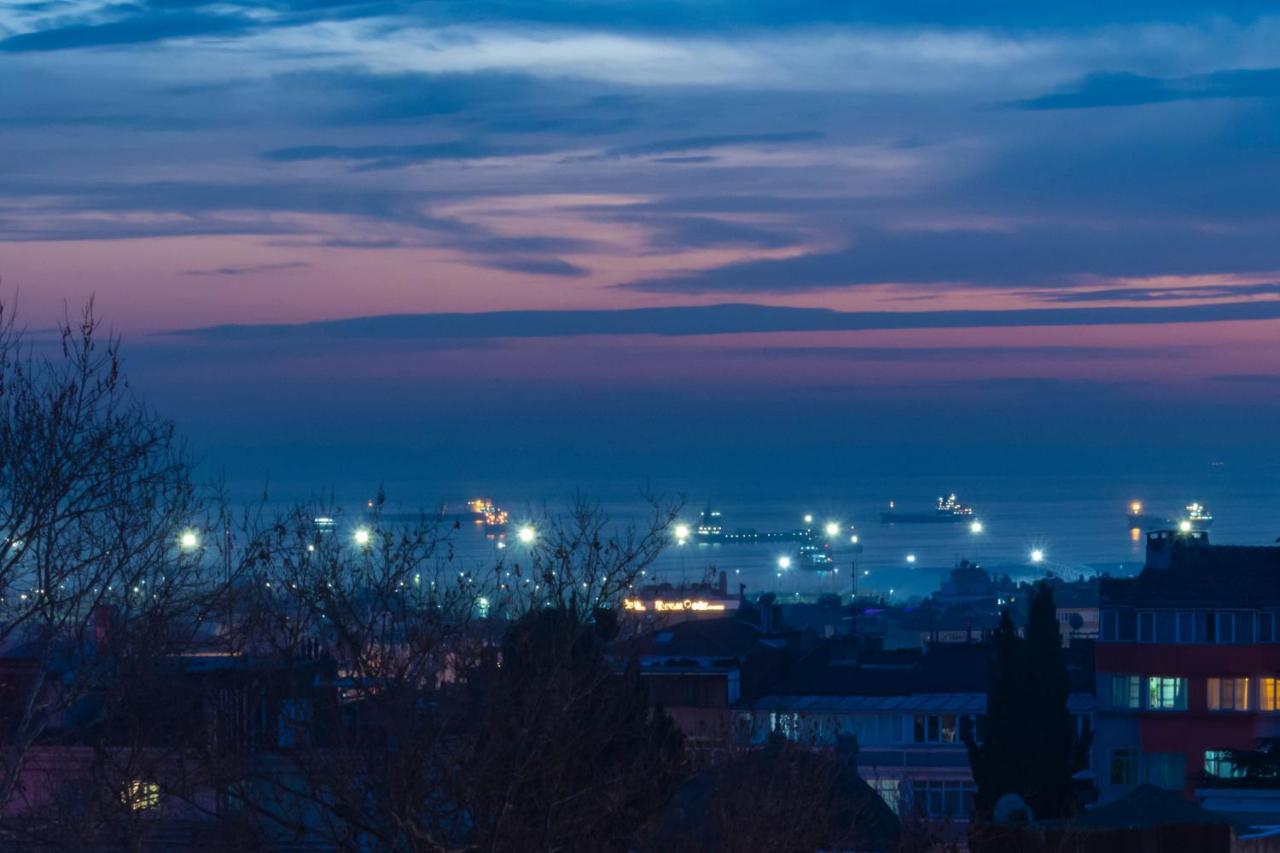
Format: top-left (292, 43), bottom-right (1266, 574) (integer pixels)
top-left (622, 598), bottom-right (726, 613)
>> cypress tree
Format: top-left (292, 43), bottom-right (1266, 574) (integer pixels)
top-left (963, 581), bottom-right (1086, 822)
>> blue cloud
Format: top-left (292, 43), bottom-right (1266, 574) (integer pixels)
top-left (0, 11), bottom-right (257, 52)
top-left (176, 300), bottom-right (1280, 341)
top-left (617, 224), bottom-right (1280, 293)
top-left (1014, 68), bottom-right (1280, 110)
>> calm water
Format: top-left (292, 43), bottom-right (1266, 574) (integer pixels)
top-left (241, 471), bottom-right (1280, 603)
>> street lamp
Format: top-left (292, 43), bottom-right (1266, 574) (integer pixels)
top-left (824, 521), bottom-right (840, 538)
top-left (353, 527), bottom-right (372, 547)
top-left (179, 529), bottom-right (199, 551)
top-left (777, 556), bottom-right (792, 570)
top-left (674, 523), bottom-right (691, 543)
top-left (905, 553), bottom-right (917, 564)
top-left (970, 520), bottom-right (984, 534)
top-left (1030, 548), bottom-right (1045, 564)
top-left (517, 525), bottom-right (537, 545)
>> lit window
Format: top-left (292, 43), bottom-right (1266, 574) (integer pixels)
top-left (122, 780), bottom-right (160, 811)
top-left (869, 778), bottom-right (901, 814)
top-left (1207, 677), bottom-right (1249, 711)
top-left (1147, 676), bottom-right (1187, 710)
top-left (1109, 674), bottom-right (1141, 709)
top-left (1262, 678), bottom-right (1280, 712)
top-left (1110, 749), bottom-right (1139, 785)
top-left (1205, 750), bottom-right (1243, 779)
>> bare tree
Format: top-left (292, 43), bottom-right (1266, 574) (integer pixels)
top-left (0, 299), bottom-right (215, 848)
top-left (206, 494), bottom-right (684, 852)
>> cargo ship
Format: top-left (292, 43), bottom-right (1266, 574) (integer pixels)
top-left (880, 493), bottom-right (975, 524)
top-left (1124, 501), bottom-right (1213, 530)
top-left (1125, 501), bottom-right (1166, 529)
top-left (1184, 502), bottom-right (1214, 530)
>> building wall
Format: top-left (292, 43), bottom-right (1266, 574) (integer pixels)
top-left (1096, 641), bottom-right (1280, 801)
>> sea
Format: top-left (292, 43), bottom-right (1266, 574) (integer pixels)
top-left (244, 470), bottom-right (1280, 603)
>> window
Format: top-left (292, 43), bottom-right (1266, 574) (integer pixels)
top-left (1261, 613), bottom-right (1276, 643)
top-left (1156, 612), bottom-right (1176, 642)
top-left (1262, 678), bottom-right (1280, 712)
top-left (1138, 611), bottom-right (1155, 643)
top-left (770, 712), bottom-right (800, 740)
top-left (1101, 610), bottom-right (1118, 641)
top-left (122, 780), bottom-right (160, 811)
top-left (1147, 676), bottom-right (1187, 710)
top-left (1216, 612), bottom-right (1236, 644)
top-left (911, 780), bottom-right (976, 819)
top-left (1110, 749), bottom-right (1139, 785)
top-left (1207, 677), bottom-right (1249, 711)
top-left (1109, 674), bottom-right (1141, 709)
top-left (1145, 753), bottom-right (1187, 789)
top-left (1205, 750), bottom-right (1243, 779)
top-left (1239, 613), bottom-right (1256, 644)
top-left (869, 778), bottom-right (901, 814)
top-left (913, 713), bottom-right (960, 744)
top-left (1177, 611), bottom-right (1196, 643)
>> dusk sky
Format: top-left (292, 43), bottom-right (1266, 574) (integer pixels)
top-left (6, 1), bottom-right (1280, 494)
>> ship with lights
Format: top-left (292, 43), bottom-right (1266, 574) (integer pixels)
top-left (880, 493), bottom-right (975, 524)
top-left (1124, 500), bottom-right (1213, 530)
top-left (468, 498), bottom-right (509, 528)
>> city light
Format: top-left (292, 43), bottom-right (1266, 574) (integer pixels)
top-left (353, 527), bottom-right (371, 547)
top-left (850, 534), bottom-right (859, 544)
top-left (179, 529), bottom-right (199, 550)
top-left (824, 521), bottom-right (840, 537)
top-left (1178, 519), bottom-right (1193, 533)
top-left (803, 514), bottom-right (813, 525)
top-left (1030, 548), bottom-right (1045, 564)
top-left (777, 556), bottom-right (792, 570)
top-left (517, 525), bottom-right (537, 544)
top-left (674, 523), bottom-right (691, 542)
top-left (970, 520), bottom-right (984, 534)
top-left (905, 553), bottom-right (916, 564)
top-left (1130, 501), bottom-right (1143, 514)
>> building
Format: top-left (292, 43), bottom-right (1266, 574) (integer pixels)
top-left (739, 639), bottom-right (1095, 824)
top-left (1094, 530), bottom-right (1280, 802)
top-left (608, 595), bottom-right (801, 752)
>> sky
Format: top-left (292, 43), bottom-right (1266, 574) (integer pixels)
top-left (4, 1), bottom-right (1280, 498)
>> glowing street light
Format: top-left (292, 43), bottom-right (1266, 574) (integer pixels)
top-left (1178, 519), bottom-right (1193, 533)
top-left (850, 534), bottom-right (859, 544)
top-left (824, 521), bottom-right (840, 537)
top-left (905, 553), bottom-right (917, 564)
top-left (777, 556), bottom-right (792, 570)
top-left (674, 523), bottom-right (691, 543)
top-left (179, 529), bottom-right (199, 551)
top-left (517, 525), bottom-right (537, 545)
top-left (353, 527), bottom-right (372, 547)
top-left (970, 520), bottom-right (984, 534)
top-left (803, 514), bottom-right (814, 525)
top-left (1030, 548), bottom-right (1045, 564)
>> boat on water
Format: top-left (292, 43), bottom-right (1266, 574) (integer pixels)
top-left (1124, 500), bottom-right (1213, 530)
top-left (1125, 501), bottom-right (1166, 529)
top-left (693, 505), bottom-right (814, 544)
top-left (1184, 502), bottom-right (1214, 529)
top-left (880, 493), bottom-right (975, 524)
